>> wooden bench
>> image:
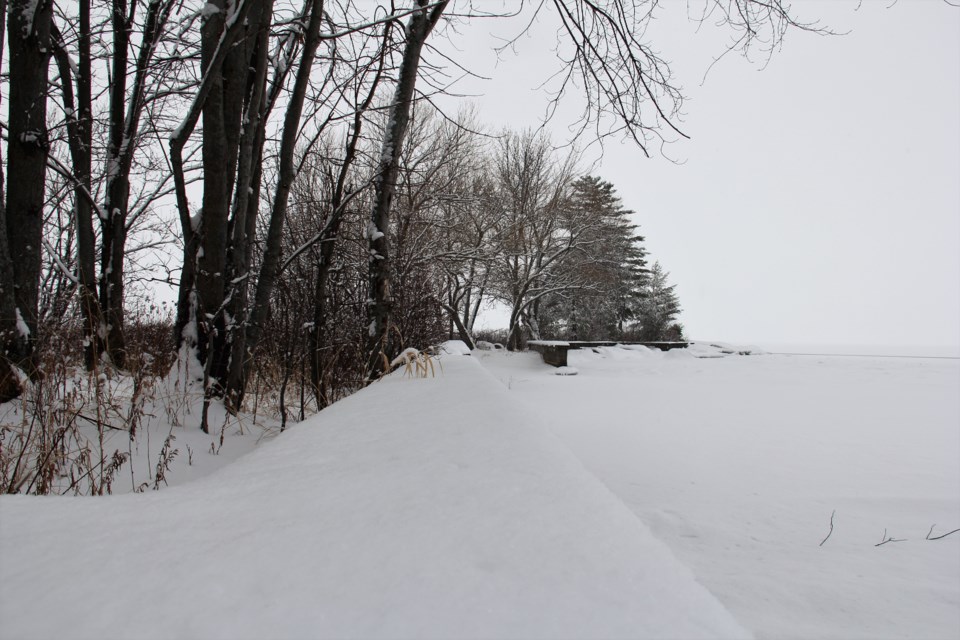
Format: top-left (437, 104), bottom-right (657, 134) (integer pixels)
top-left (527, 340), bottom-right (689, 367)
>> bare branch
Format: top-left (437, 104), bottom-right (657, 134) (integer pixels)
top-left (819, 510), bottom-right (835, 547)
top-left (875, 528), bottom-right (906, 547)
top-left (926, 525), bottom-right (960, 541)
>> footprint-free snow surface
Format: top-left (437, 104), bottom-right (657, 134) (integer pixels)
top-left (0, 353), bottom-right (748, 640)
top-left (478, 344), bottom-right (960, 640)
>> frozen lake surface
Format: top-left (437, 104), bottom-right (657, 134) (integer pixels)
top-left (478, 345), bottom-right (960, 639)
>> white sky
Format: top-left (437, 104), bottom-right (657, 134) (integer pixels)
top-left (432, 0), bottom-right (960, 348)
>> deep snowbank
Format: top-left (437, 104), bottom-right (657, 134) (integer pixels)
top-left (0, 354), bottom-right (748, 640)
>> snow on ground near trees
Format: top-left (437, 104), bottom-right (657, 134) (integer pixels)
top-left (2, 345), bottom-right (957, 639)
top-left (0, 354), bottom-right (748, 640)
top-left (477, 345), bottom-right (960, 640)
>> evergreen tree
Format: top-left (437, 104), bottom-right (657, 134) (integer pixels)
top-left (636, 261), bottom-right (683, 341)
top-left (540, 176), bottom-right (648, 340)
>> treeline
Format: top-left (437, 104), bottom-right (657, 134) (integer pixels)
top-left (266, 112), bottom-right (685, 407)
top-left (1, 0), bottom-right (804, 414)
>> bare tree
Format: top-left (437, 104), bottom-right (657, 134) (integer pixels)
top-left (366, 0), bottom-right (449, 379)
top-left (486, 130), bottom-right (589, 350)
top-left (432, 154), bottom-right (501, 349)
top-left (303, 30), bottom-right (392, 407)
top-left (361, 0), bottom-right (818, 369)
top-left (48, 0), bottom-right (180, 369)
top-left (3, 0), bottom-right (55, 383)
top-left (171, 1), bottom-right (412, 418)
top-left (49, 0), bottom-right (95, 368)
top-left (0, 0), bottom-right (24, 400)
top-left (234, 0), bottom-right (339, 409)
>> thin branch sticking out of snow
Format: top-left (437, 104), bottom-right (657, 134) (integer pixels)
top-left (925, 525), bottom-right (960, 541)
top-left (875, 528), bottom-right (906, 547)
top-left (819, 510), bottom-right (835, 547)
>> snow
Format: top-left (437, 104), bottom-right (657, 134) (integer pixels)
top-left (200, 2), bottom-right (220, 20)
top-left (2, 344), bottom-right (957, 638)
top-left (14, 308), bottom-right (29, 338)
top-left (477, 346), bottom-right (960, 639)
top-left (19, 1), bottom-right (40, 38)
top-left (437, 339), bottom-right (471, 355)
top-left (366, 220), bottom-right (385, 241)
top-left (0, 355), bottom-right (746, 639)
top-left (389, 346), bottom-right (422, 368)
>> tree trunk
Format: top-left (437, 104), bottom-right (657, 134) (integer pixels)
top-left (194, 0), bottom-right (233, 385)
top-left (0, 0), bottom-right (22, 400)
top-left (171, 0), bottom-right (257, 360)
top-left (98, 0), bottom-right (132, 368)
top-left (52, 4), bottom-right (98, 370)
top-left (0, 155), bottom-right (21, 401)
top-left (366, 0), bottom-right (448, 379)
top-left (4, 0), bottom-right (54, 375)
top-left (222, 1), bottom-right (273, 409)
top-left (507, 303), bottom-right (523, 351)
top-left (98, 0), bottom-right (176, 368)
top-left (441, 302), bottom-right (475, 349)
top-left (232, 0), bottom-right (325, 409)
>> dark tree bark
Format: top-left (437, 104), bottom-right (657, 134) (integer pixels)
top-left (60, 0), bottom-right (176, 369)
top-left (0, 157), bottom-right (20, 400)
top-left (233, 0), bottom-right (328, 408)
top-left (4, 0), bottom-right (54, 376)
top-left (194, 0), bottom-right (235, 380)
top-left (440, 302), bottom-right (475, 350)
top-left (221, 0), bottom-right (275, 408)
top-left (52, 3), bottom-right (98, 369)
top-left (0, 0), bottom-right (24, 401)
top-left (366, 0), bottom-right (448, 380)
top-left (170, 0), bottom-right (258, 361)
top-left (99, 0), bottom-right (133, 368)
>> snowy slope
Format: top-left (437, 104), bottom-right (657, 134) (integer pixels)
top-left (0, 353), bottom-right (749, 640)
top-left (478, 346), bottom-right (960, 640)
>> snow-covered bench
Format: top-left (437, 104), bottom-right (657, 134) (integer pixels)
top-left (527, 340), bottom-right (689, 367)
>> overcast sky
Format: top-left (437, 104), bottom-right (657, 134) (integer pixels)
top-left (432, 0), bottom-right (960, 349)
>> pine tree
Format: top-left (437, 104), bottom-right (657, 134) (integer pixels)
top-left (636, 261), bottom-right (683, 341)
top-left (539, 176), bottom-right (648, 340)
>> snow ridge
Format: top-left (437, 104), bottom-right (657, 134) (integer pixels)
top-left (0, 355), bottom-right (748, 640)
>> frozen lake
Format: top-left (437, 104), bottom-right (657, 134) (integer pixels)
top-left (478, 345), bottom-right (960, 639)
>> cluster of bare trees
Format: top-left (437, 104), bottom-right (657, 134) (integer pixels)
top-left (1, 0), bottom-right (815, 410)
top-left (271, 110), bottom-right (679, 383)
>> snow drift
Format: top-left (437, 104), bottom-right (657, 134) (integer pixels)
top-left (0, 354), bottom-right (748, 640)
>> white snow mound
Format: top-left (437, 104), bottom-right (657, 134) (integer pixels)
top-left (0, 357), bottom-right (748, 640)
top-left (437, 339), bottom-right (471, 355)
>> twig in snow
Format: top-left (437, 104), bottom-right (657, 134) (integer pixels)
top-left (819, 510), bottom-right (836, 547)
top-left (925, 525), bottom-right (960, 541)
top-left (875, 528), bottom-right (906, 547)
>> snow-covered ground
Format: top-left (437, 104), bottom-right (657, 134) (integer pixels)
top-left (0, 352), bottom-right (746, 640)
top-left (478, 345), bottom-right (960, 639)
top-left (1, 343), bottom-right (958, 639)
